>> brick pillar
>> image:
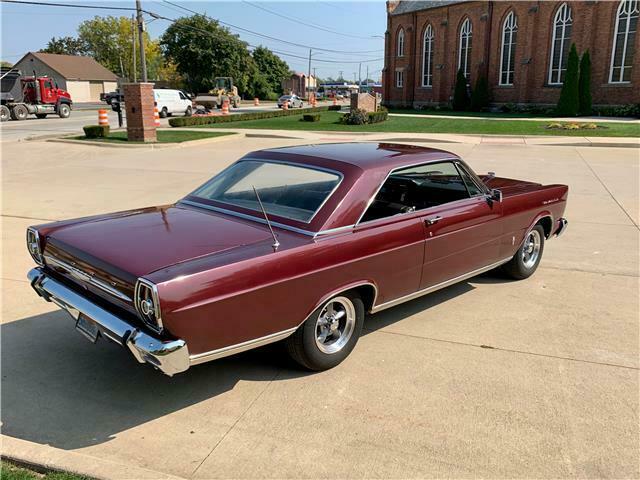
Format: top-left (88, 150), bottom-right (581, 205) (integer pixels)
top-left (123, 83), bottom-right (156, 143)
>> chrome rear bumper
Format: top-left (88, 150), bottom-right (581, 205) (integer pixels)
top-left (554, 217), bottom-right (568, 237)
top-left (27, 268), bottom-right (190, 376)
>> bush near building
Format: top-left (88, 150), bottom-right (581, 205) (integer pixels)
top-left (470, 75), bottom-right (490, 112)
top-left (556, 43), bottom-right (580, 116)
top-left (453, 69), bottom-right (470, 111)
top-left (579, 50), bottom-right (593, 116)
top-left (82, 125), bottom-right (109, 138)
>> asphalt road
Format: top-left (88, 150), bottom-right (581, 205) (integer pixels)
top-left (0, 101), bottom-right (311, 142)
top-left (1, 132), bottom-right (638, 479)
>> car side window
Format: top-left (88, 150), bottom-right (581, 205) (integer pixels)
top-left (360, 161), bottom-right (471, 223)
top-left (179, 92), bottom-right (187, 100)
top-left (456, 163), bottom-right (483, 197)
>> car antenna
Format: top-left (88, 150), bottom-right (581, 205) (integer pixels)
top-left (252, 185), bottom-right (280, 252)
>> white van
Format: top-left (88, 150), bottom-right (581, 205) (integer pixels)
top-left (153, 89), bottom-right (193, 117)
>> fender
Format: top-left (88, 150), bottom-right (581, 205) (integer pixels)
top-left (302, 280), bottom-right (379, 325)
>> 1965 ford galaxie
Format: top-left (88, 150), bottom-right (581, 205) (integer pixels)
top-left (26, 143), bottom-right (568, 376)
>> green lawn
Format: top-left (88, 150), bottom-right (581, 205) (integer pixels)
top-left (75, 130), bottom-right (234, 143)
top-left (388, 109), bottom-right (551, 118)
top-left (190, 111), bottom-right (639, 137)
top-left (0, 460), bottom-right (89, 480)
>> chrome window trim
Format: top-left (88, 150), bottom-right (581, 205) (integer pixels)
top-left (44, 254), bottom-right (132, 302)
top-left (134, 277), bottom-right (163, 333)
top-left (189, 158), bottom-right (344, 225)
top-left (354, 157), bottom-right (466, 226)
top-left (370, 257), bottom-right (512, 313)
top-left (454, 161), bottom-right (489, 197)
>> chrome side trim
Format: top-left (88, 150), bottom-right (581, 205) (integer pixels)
top-left (305, 281), bottom-right (379, 319)
top-left (189, 327), bottom-right (297, 365)
top-left (44, 254), bottom-right (132, 302)
top-left (27, 268), bottom-right (189, 376)
top-left (370, 257), bottom-right (512, 314)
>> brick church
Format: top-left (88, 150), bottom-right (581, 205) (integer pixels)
top-left (382, 1), bottom-right (639, 108)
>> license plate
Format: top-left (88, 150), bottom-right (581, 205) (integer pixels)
top-left (76, 314), bottom-right (99, 343)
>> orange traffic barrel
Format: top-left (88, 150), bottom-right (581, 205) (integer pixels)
top-left (254, 97), bottom-right (260, 106)
top-left (98, 109), bottom-right (109, 126)
top-left (222, 100), bottom-right (230, 115)
top-left (332, 97), bottom-right (337, 106)
top-left (153, 106), bottom-right (160, 127)
top-left (282, 101), bottom-right (288, 111)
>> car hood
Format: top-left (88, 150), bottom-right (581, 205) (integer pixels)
top-left (44, 204), bottom-right (273, 278)
top-left (480, 175), bottom-right (542, 196)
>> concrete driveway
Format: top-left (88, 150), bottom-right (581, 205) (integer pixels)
top-left (1, 133), bottom-right (638, 479)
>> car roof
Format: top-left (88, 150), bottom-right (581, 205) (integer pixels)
top-left (258, 142), bottom-right (461, 172)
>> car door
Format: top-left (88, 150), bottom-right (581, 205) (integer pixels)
top-left (416, 161), bottom-right (502, 289)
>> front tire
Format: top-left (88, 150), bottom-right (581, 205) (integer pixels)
top-left (286, 292), bottom-right (364, 371)
top-left (502, 225), bottom-right (545, 279)
top-left (57, 103), bottom-right (71, 118)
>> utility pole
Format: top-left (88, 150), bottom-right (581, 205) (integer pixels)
top-left (131, 14), bottom-right (137, 82)
top-left (358, 63), bottom-right (362, 90)
top-left (136, 0), bottom-right (147, 82)
top-left (307, 49), bottom-right (312, 100)
top-left (366, 65), bottom-right (369, 86)
top-left (338, 70), bottom-right (343, 82)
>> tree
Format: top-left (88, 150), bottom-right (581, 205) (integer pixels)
top-left (160, 15), bottom-right (254, 95)
top-left (77, 16), bottom-right (163, 81)
top-left (251, 46), bottom-right (290, 95)
top-left (41, 36), bottom-right (88, 56)
top-left (452, 69), bottom-right (470, 111)
top-left (1, 61), bottom-right (13, 68)
top-left (470, 75), bottom-right (489, 111)
top-left (556, 43), bottom-right (580, 116)
top-left (578, 50), bottom-right (592, 116)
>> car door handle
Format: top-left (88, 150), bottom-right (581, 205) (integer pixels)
top-left (424, 216), bottom-right (442, 226)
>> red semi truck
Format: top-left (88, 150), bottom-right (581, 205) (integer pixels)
top-left (1, 68), bottom-right (73, 121)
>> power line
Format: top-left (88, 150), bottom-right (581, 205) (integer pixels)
top-left (241, 0), bottom-right (379, 40)
top-left (0, 0), bottom-right (136, 11)
top-left (161, 0), bottom-right (383, 56)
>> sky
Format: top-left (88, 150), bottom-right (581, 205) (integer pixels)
top-left (0, 0), bottom-right (387, 81)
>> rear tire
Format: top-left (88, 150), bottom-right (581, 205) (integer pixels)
top-left (0, 105), bottom-right (10, 122)
top-left (185, 105), bottom-right (192, 117)
top-left (57, 103), bottom-right (70, 118)
top-left (159, 107), bottom-right (168, 118)
top-left (502, 225), bottom-right (545, 280)
top-left (10, 104), bottom-right (28, 121)
top-left (286, 291), bottom-right (364, 371)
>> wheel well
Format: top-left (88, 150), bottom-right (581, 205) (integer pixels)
top-left (351, 284), bottom-right (377, 313)
top-left (536, 216), bottom-right (553, 238)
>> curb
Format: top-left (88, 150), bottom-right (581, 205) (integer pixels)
top-left (46, 132), bottom-right (243, 149)
top-left (1, 435), bottom-right (186, 480)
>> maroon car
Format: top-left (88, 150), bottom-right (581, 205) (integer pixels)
top-left (26, 143), bottom-right (568, 376)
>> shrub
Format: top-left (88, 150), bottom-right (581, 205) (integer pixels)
top-left (556, 43), bottom-right (580, 116)
top-left (83, 125), bottom-right (110, 138)
top-left (340, 108), bottom-right (369, 125)
top-left (579, 50), bottom-right (592, 116)
top-left (169, 105), bottom-right (333, 127)
top-left (368, 108), bottom-right (388, 124)
top-left (302, 114), bottom-right (321, 122)
top-left (452, 69), bottom-right (470, 111)
top-left (328, 105), bottom-right (342, 111)
top-left (470, 75), bottom-right (490, 112)
top-left (592, 104), bottom-right (640, 118)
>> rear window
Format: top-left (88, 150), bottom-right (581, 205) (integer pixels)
top-left (191, 160), bottom-right (342, 223)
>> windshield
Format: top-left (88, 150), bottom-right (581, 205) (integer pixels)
top-left (191, 160), bottom-right (342, 223)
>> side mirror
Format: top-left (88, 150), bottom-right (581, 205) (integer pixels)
top-left (490, 189), bottom-right (503, 202)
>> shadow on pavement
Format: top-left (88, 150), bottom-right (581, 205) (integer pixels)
top-left (1, 273), bottom-right (510, 450)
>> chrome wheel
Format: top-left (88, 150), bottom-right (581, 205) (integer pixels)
top-left (315, 296), bottom-right (356, 354)
top-left (522, 229), bottom-right (541, 269)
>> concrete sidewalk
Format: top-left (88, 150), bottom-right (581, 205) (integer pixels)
top-left (1, 134), bottom-right (638, 479)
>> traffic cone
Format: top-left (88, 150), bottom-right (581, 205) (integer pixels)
top-left (332, 97), bottom-right (337, 106)
top-left (222, 100), bottom-right (230, 115)
top-left (153, 106), bottom-right (160, 127)
top-left (98, 109), bottom-right (109, 126)
top-left (282, 101), bottom-right (288, 111)
top-left (254, 97), bottom-right (260, 106)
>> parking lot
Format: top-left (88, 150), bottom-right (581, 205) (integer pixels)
top-left (1, 133), bottom-right (638, 478)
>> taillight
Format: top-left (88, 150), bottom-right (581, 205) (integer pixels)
top-left (134, 278), bottom-right (163, 332)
